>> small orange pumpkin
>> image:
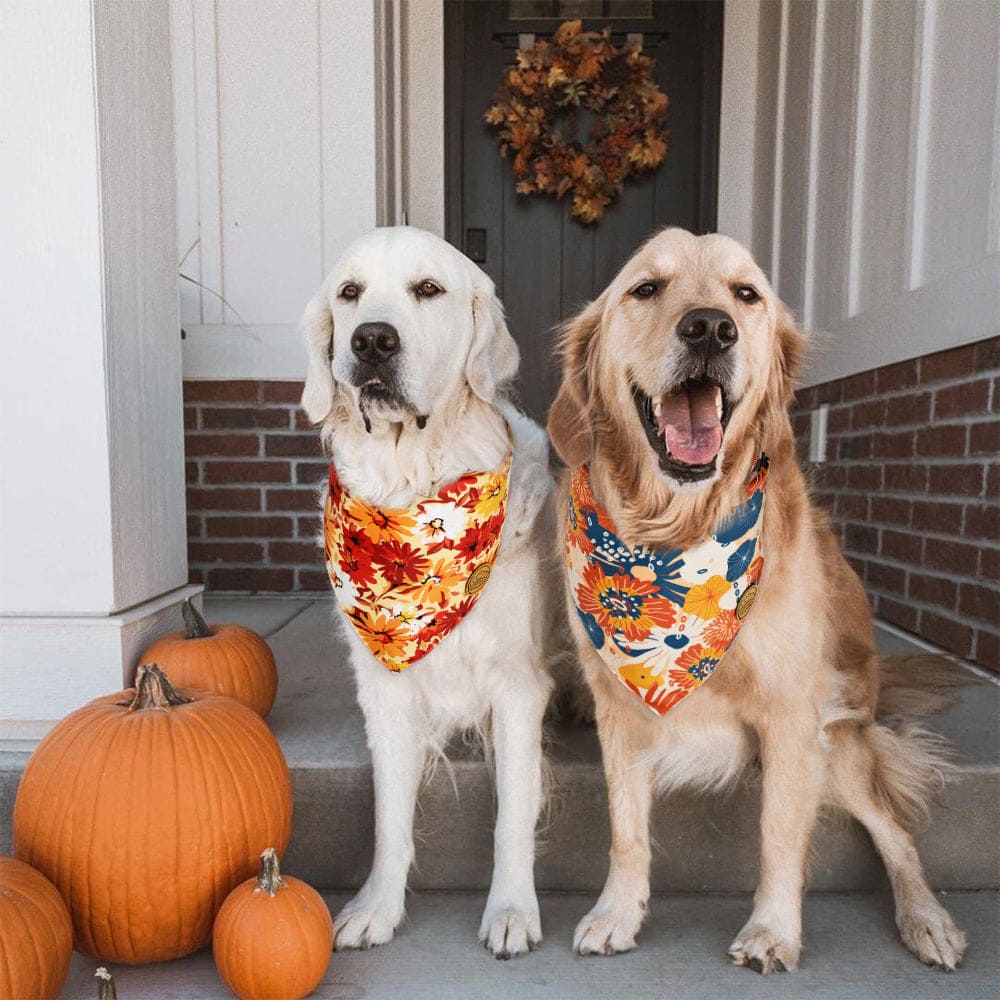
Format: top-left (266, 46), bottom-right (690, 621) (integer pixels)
top-left (213, 848), bottom-right (333, 999)
top-left (13, 665), bottom-right (293, 964)
top-left (140, 599), bottom-right (279, 716)
top-left (0, 856), bottom-right (73, 1000)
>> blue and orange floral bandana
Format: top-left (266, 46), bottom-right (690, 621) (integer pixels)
top-left (567, 454), bottom-right (768, 716)
top-left (324, 450), bottom-right (511, 671)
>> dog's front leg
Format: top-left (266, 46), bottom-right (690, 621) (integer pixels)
top-left (729, 714), bottom-right (825, 973)
top-left (574, 702), bottom-right (653, 955)
top-left (479, 685), bottom-right (547, 958)
top-left (335, 674), bottom-right (426, 950)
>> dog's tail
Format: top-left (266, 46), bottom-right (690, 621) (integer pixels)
top-left (869, 653), bottom-right (975, 829)
top-left (876, 653), bottom-right (972, 720)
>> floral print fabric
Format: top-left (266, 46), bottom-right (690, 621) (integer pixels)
top-left (324, 451), bottom-right (511, 672)
top-left (567, 454), bottom-right (768, 716)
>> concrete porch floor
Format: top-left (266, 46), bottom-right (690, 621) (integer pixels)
top-left (5, 596), bottom-right (998, 998)
top-left (62, 889), bottom-right (998, 999)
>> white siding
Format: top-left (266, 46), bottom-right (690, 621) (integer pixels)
top-left (721, 0), bottom-right (1000, 387)
top-left (171, 0), bottom-right (383, 378)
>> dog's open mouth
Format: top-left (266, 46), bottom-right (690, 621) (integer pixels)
top-left (632, 378), bottom-right (733, 482)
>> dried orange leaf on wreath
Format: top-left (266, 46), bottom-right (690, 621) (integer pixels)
top-left (555, 19), bottom-right (582, 45)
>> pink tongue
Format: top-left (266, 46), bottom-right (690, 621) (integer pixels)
top-left (657, 384), bottom-right (723, 466)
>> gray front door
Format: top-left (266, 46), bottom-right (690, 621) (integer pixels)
top-left (445, 0), bottom-right (724, 423)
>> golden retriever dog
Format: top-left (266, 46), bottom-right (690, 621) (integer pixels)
top-left (547, 227), bottom-right (966, 972)
top-left (302, 227), bottom-right (553, 957)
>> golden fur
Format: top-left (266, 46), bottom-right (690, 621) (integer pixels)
top-left (548, 227), bottom-right (966, 972)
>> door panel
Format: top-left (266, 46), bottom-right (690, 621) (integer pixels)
top-left (446, 0), bottom-right (723, 422)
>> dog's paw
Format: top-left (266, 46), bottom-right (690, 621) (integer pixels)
top-left (334, 891), bottom-right (404, 950)
top-left (478, 903), bottom-right (542, 959)
top-left (897, 898), bottom-right (967, 971)
top-left (728, 920), bottom-right (800, 974)
top-left (573, 902), bottom-right (645, 956)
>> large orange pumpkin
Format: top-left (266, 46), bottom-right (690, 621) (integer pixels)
top-left (140, 599), bottom-right (278, 716)
top-left (0, 855), bottom-right (73, 1000)
top-left (13, 665), bottom-right (293, 964)
top-left (213, 848), bottom-right (333, 999)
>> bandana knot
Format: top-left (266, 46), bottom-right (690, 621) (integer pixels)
top-left (567, 453), bottom-right (768, 716)
top-left (324, 449), bottom-right (512, 671)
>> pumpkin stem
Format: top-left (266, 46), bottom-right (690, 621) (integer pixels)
top-left (125, 664), bottom-right (193, 711)
top-left (95, 968), bottom-right (117, 1000)
top-left (255, 847), bottom-right (286, 897)
top-left (182, 598), bottom-right (215, 639)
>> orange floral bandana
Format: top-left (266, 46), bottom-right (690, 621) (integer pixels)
top-left (567, 454), bottom-right (768, 716)
top-left (324, 449), bottom-right (512, 671)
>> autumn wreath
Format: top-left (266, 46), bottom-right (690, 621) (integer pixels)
top-left (485, 20), bottom-right (669, 224)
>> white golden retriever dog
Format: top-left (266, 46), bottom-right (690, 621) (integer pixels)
top-left (300, 227), bottom-right (553, 957)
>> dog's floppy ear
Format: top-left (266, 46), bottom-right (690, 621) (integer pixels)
top-left (547, 295), bottom-right (604, 467)
top-left (467, 274), bottom-right (520, 403)
top-left (774, 301), bottom-right (807, 405)
top-left (300, 288), bottom-right (335, 424)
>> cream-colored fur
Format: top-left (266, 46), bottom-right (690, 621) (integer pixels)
top-left (548, 227), bottom-right (965, 972)
top-left (302, 227), bottom-right (554, 957)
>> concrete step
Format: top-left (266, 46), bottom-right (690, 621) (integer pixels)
top-left (1, 598), bottom-right (997, 897)
top-left (59, 889), bottom-right (1000, 999)
top-left (255, 598), bottom-right (1000, 893)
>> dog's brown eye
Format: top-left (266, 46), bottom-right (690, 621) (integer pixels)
top-left (339, 282), bottom-right (361, 301)
top-left (414, 280), bottom-right (444, 299)
top-left (631, 281), bottom-right (660, 299)
top-left (734, 285), bottom-right (760, 304)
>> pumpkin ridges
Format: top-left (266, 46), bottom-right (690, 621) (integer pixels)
top-left (121, 708), bottom-right (143, 961)
top-left (5, 882), bottom-right (36, 997)
top-left (212, 699), bottom-right (292, 845)
top-left (186, 700), bottom-right (292, 911)
top-left (133, 706), bottom-right (167, 957)
top-left (289, 884), bottom-right (320, 985)
top-left (1, 856), bottom-right (73, 999)
top-left (188, 708), bottom-right (255, 899)
top-left (173, 709), bottom-right (231, 952)
top-left (7, 892), bottom-right (44, 997)
top-left (224, 637), bottom-right (268, 715)
top-left (16, 706), bottom-right (106, 876)
top-left (82, 708), bottom-right (131, 958)
top-left (163, 704), bottom-right (187, 955)
top-left (40, 709), bottom-right (124, 956)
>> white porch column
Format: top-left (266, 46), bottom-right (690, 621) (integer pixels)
top-left (0, 1), bottom-right (198, 743)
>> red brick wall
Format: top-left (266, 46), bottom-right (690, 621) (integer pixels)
top-left (791, 336), bottom-right (999, 672)
top-left (184, 380), bottom-right (325, 593)
top-left (184, 338), bottom-right (999, 671)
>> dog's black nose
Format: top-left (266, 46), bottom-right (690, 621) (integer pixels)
top-left (351, 322), bottom-right (400, 363)
top-left (676, 309), bottom-right (738, 353)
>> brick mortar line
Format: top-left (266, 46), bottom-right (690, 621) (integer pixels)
top-left (867, 587), bottom-right (998, 635)
top-left (794, 376), bottom-right (1000, 412)
top-left (866, 524), bottom-right (997, 545)
top-left (861, 573), bottom-right (997, 608)
top-left (796, 358), bottom-right (1000, 398)
top-left (815, 455), bottom-right (999, 467)
top-left (870, 598), bottom-right (996, 637)
top-left (821, 413), bottom-right (998, 437)
top-left (843, 551), bottom-right (994, 587)
top-left (845, 551), bottom-right (997, 581)
top-left (813, 482), bottom-right (1000, 502)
